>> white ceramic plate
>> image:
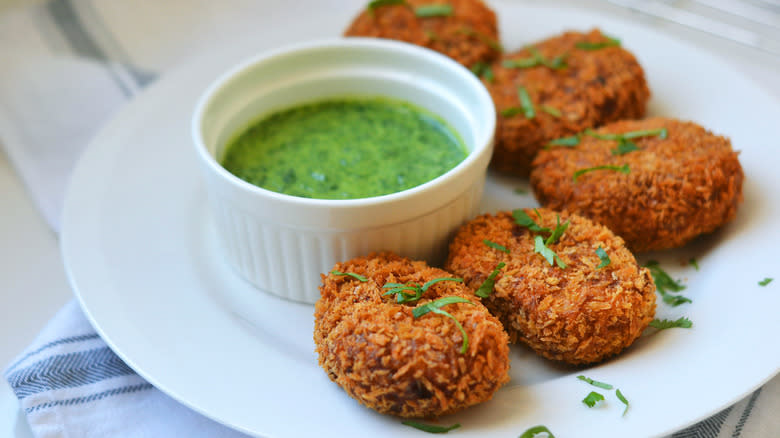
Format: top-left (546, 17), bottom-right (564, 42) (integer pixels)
top-left (61, 1), bottom-right (780, 437)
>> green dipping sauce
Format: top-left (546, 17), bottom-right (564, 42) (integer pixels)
top-left (220, 97), bottom-right (468, 199)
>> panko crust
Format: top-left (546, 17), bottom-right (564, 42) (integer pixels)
top-left (530, 117), bottom-right (745, 252)
top-left (445, 209), bottom-right (656, 365)
top-left (344, 0), bottom-right (501, 68)
top-left (488, 29), bottom-right (650, 176)
top-left (314, 252), bottom-right (510, 418)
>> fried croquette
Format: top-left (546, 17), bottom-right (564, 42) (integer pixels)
top-left (344, 0), bottom-right (501, 68)
top-left (445, 209), bottom-right (656, 365)
top-left (488, 29), bottom-right (650, 176)
top-left (530, 117), bottom-right (744, 252)
top-left (314, 252), bottom-right (510, 418)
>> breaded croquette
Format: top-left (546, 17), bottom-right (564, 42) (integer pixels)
top-left (344, 0), bottom-right (501, 68)
top-left (530, 117), bottom-right (744, 252)
top-left (314, 252), bottom-right (510, 418)
top-left (445, 209), bottom-right (656, 365)
top-left (488, 29), bottom-right (650, 176)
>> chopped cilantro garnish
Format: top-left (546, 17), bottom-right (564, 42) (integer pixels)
top-left (514, 209), bottom-right (569, 268)
top-left (572, 164), bottom-right (630, 182)
top-left (330, 270), bottom-right (368, 282)
top-left (649, 317), bottom-right (693, 330)
top-left (616, 388), bottom-right (629, 416)
top-left (501, 107), bottom-right (523, 117)
top-left (611, 139), bottom-right (640, 155)
top-left (585, 127), bottom-right (666, 156)
top-left (540, 105), bottom-right (562, 118)
top-left (502, 57), bottom-right (538, 68)
top-left (470, 61), bottom-right (494, 82)
top-left (547, 135), bottom-right (580, 148)
top-left (575, 35), bottom-right (621, 50)
top-left (414, 4), bottom-right (453, 17)
top-left (582, 391), bottom-right (605, 407)
top-left (413, 296), bottom-right (474, 353)
top-left (483, 239), bottom-right (510, 254)
top-left (383, 277), bottom-right (462, 303)
top-left (577, 375), bottom-right (613, 390)
top-left (644, 260), bottom-right (690, 306)
top-left (402, 421), bottom-right (461, 433)
top-left (535, 235), bottom-right (567, 268)
top-left (513, 209), bottom-right (550, 234)
top-left (424, 29), bottom-right (438, 41)
top-left (502, 47), bottom-right (567, 70)
top-left (595, 246), bottom-right (611, 269)
top-left (759, 277), bottom-right (773, 286)
top-left (367, 0), bottom-right (406, 14)
top-left (475, 262), bottom-right (505, 298)
top-left (519, 425), bottom-right (556, 438)
top-left (518, 86), bottom-right (535, 119)
top-left (689, 258), bottom-right (700, 271)
top-left (544, 214), bottom-right (569, 245)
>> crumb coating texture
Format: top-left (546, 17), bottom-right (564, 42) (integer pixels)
top-left (344, 0), bottom-right (501, 68)
top-left (446, 209), bottom-right (656, 365)
top-left (488, 29), bottom-right (650, 176)
top-left (530, 117), bottom-right (744, 252)
top-left (314, 252), bottom-right (510, 418)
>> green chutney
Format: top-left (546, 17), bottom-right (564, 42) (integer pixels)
top-left (220, 97), bottom-right (468, 199)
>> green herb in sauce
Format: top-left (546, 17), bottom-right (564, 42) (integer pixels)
top-left (221, 97), bottom-right (467, 199)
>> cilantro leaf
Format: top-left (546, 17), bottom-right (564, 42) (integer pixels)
top-left (382, 277), bottom-right (462, 304)
top-left (577, 375), bottom-right (613, 390)
top-left (582, 391), bottom-right (605, 407)
top-left (518, 86), bottom-right (535, 119)
top-left (649, 317), bottom-right (693, 330)
top-left (483, 239), bottom-right (510, 254)
top-left (616, 388), bottom-right (629, 416)
top-left (759, 277), bottom-right (773, 286)
top-left (414, 4), bottom-right (453, 17)
top-left (544, 214), bottom-right (569, 245)
top-left (644, 260), bottom-right (690, 306)
top-left (689, 258), bottom-right (700, 271)
top-left (470, 62), bottom-right (494, 82)
top-left (402, 421), bottom-right (461, 433)
top-left (547, 135), bottom-right (580, 148)
top-left (573, 164), bottom-right (630, 182)
top-left (519, 425), bottom-right (556, 438)
top-left (611, 139), bottom-right (640, 155)
top-left (576, 35), bottom-right (621, 50)
top-left (595, 246), bottom-right (611, 269)
top-left (367, 0), bottom-right (406, 13)
top-left (534, 235), bottom-right (567, 269)
top-left (513, 209), bottom-right (551, 234)
top-left (330, 270), bottom-right (368, 282)
top-left (540, 105), bottom-right (562, 118)
top-left (413, 296), bottom-right (474, 353)
top-left (475, 262), bottom-right (505, 298)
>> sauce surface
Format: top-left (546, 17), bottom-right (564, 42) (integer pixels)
top-left (220, 97), bottom-right (467, 199)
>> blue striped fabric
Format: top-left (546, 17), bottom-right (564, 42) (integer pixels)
top-left (5, 333), bottom-right (100, 375)
top-left (25, 382), bottom-right (154, 413)
top-left (7, 346), bottom-right (136, 399)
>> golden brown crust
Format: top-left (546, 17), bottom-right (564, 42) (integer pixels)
top-left (529, 117), bottom-right (745, 252)
top-left (314, 252), bottom-right (510, 418)
top-left (344, 0), bottom-right (501, 68)
top-left (488, 29), bottom-right (650, 176)
top-left (445, 209), bottom-right (656, 365)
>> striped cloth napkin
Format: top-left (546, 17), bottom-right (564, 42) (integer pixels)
top-left (1, 1), bottom-right (777, 437)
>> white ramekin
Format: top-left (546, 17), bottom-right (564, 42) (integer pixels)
top-left (192, 38), bottom-right (496, 304)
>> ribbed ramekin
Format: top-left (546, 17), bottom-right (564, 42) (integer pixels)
top-left (192, 38), bottom-right (496, 304)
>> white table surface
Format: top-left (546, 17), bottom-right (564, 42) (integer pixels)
top-left (1, 1), bottom-right (779, 436)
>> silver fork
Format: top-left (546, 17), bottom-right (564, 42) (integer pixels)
top-left (605, 0), bottom-right (780, 56)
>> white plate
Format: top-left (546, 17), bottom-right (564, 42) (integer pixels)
top-left (61, 1), bottom-right (780, 437)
